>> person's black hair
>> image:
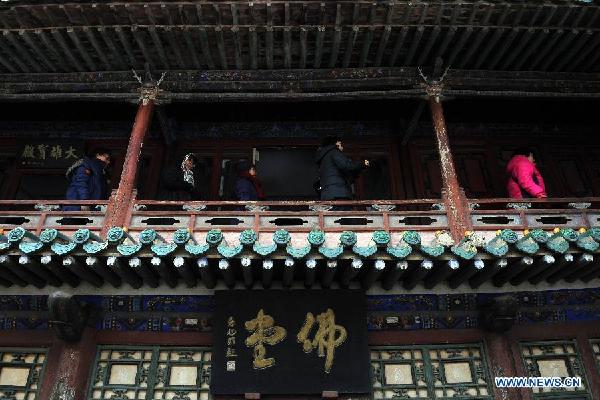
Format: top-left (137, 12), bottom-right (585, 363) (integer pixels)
top-left (321, 136), bottom-right (341, 147)
top-left (513, 147), bottom-right (534, 157)
top-left (92, 147), bottom-right (112, 158)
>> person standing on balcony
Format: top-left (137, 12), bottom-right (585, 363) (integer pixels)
top-left (315, 136), bottom-right (369, 201)
top-left (233, 160), bottom-right (265, 201)
top-left (506, 147), bottom-right (547, 199)
top-left (160, 153), bottom-right (202, 201)
top-left (64, 147), bottom-right (112, 211)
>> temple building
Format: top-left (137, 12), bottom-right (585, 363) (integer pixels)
top-left (1, 0), bottom-right (600, 399)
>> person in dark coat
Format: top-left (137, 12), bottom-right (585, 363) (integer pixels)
top-left (160, 153), bottom-right (202, 201)
top-left (315, 136), bottom-right (369, 201)
top-left (64, 148), bottom-right (111, 211)
top-left (233, 160), bottom-right (265, 201)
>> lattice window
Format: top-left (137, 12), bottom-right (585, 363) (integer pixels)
top-left (87, 346), bottom-right (211, 400)
top-left (371, 344), bottom-right (492, 399)
top-left (520, 340), bottom-right (590, 399)
top-left (0, 348), bottom-right (47, 400)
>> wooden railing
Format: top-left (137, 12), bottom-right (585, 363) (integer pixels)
top-left (0, 198), bottom-right (597, 237)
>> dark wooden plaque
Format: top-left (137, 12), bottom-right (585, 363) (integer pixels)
top-left (211, 289), bottom-right (371, 395)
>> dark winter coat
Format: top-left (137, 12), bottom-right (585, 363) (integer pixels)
top-left (233, 177), bottom-right (260, 201)
top-left (160, 162), bottom-right (200, 201)
top-left (315, 145), bottom-right (365, 200)
top-left (64, 157), bottom-right (108, 210)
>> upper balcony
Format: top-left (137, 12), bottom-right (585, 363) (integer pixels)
top-left (1, 196), bottom-right (598, 291)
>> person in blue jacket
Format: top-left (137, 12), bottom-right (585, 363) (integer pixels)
top-left (233, 160), bottom-right (265, 201)
top-left (64, 148), bottom-right (111, 211)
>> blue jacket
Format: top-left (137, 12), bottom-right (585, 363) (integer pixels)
top-left (64, 157), bottom-right (108, 210)
top-left (233, 177), bottom-right (259, 201)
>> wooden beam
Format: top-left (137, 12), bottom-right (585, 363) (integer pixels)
top-left (131, 26), bottom-right (156, 71)
top-left (129, 257), bottom-right (159, 288)
top-left (41, 255), bottom-right (79, 287)
top-left (148, 26), bottom-right (169, 69)
top-left (359, 27), bottom-right (374, 67)
top-left (106, 256), bottom-right (142, 288)
top-left (553, 29), bottom-right (592, 71)
top-left (299, 27), bottom-right (307, 69)
top-left (313, 26), bottom-right (325, 68)
top-left (3, 30), bottom-right (41, 72)
top-left (329, 27), bottom-right (342, 68)
top-left (62, 256), bottom-right (102, 287)
top-left (513, 29), bottom-right (548, 70)
top-left (249, 26), bottom-right (258, 69)
top-left (0, 33), bottom-right (29, 72)
top-left (182, 26), bottom-right (201, 69)
top-left (67, 27), bottom-right (97, 71)
top-left (499, 28), bottom-right (534, 70)
top-left (230, 26), bottom-right (243, 69)
top-left (404, 26), bottom-right (424, 66)
top-left (567, 32), bottom-right (600, 72)
top-left (97, 27), bottom-right (128, 69)
top-left (374, 26), bottom-right (391, 67)
top-left (541, 29), bottom-right (579, 71)
top-left (215, 26), bottom-right (228, 70)
top-left (86, 256), bottom-right (121, 287)
top-left (342, 26), bottom-right (359, 68)
top-left (381, 261), bottom-right (408, 290)
top-left (82, 26), bottom-right (112, 70)
top-left (51, 29), bottom-right (85, 71)
top-left (150, 257), bottom-right (178, 288)
top-left (18, 255), bottom-right (61, 287)
top-left (165, 27), bottom-right (187, 69)
top-left (417, 26), bottom-right (440, 67)
top-left (265, 26), bottom-right (274, 69)
top-left (113, 27), bottom-right (138, 68)
top-left (328, 3), bottom-right (342, 68)
top-left (487, 28), bottom-right (519, 69)
top-left (529, 29), bottom-right (563, 70)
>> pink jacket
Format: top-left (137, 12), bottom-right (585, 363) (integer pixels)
top-left (506, 155), bottom-right (546, 198)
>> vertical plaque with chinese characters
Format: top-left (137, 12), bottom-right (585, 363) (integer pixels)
top-left (18, 141), bottom-right (84, 168)
top-left (211, 290), bottom-right (371, 395)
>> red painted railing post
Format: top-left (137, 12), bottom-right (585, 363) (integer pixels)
top-left (103, 97), bottom-right (155, 233)
top-left (428, 95), bottom-right (472, 241)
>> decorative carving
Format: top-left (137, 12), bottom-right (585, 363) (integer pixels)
top-left (506, 202), bottom-right (531, 210)
top-left (568, 202), bottom-right (591, 209)
top-left (34, 203), bottom-right (60, 212)
top-left (307, 230), bottom-right (325, 246)
top-left (273, 229), bottom-right (291, 246)
top-left (205, 229), bottom-right (223, 246)
top-left (431, 203), bottom-right (446, 211)
top-left (309, 204), bottom-right (333, 212)
top-left (239, 229), bottom-right (257, 246)
top-left (339, 231), bottom-right (357, 247)
top-left (182, 204), bottom-right (207, 212)
top-left (372, 230), bottom-right (391, 246)
top-left (371, 204), bottom-right (396, 212)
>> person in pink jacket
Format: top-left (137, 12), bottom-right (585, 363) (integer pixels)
top-left (506, 148), bottom-right (547, 199)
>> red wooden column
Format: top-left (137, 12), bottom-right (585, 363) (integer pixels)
top-left (38, 327), bottom-right (98, 399)
top-left (428, 95), bottom-right (472, 241)
top-left (484, 331), bottom-right (523, 400)
top-left (104, 97), bottom-right (155, 231)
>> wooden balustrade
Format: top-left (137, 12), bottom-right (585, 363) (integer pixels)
top-left (0, 198), bottom-right (597, 238)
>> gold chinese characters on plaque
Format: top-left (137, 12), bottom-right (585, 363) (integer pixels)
top-left (244, 309), bottom-right (287, 370)
top-left (297, 308), bottom-right (347, 373)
